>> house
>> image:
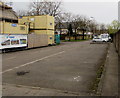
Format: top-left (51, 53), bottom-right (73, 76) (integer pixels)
top-left (55, 22), bottom-right (93, 40)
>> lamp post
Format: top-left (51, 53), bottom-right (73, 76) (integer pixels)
top-left (90, 17), bottom-right (95, 37)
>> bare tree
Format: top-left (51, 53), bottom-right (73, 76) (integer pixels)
top-left (88, 20), bottom-right (98, 35)
top-left (28, 0), bottom-right (62, 18)
top-left (62, 12), bottom-right (74, 39)
top-left (100, 23), bottom-right (106, 34)
top-left (75, 16), bottom-right (90, 40)
top-left (54, 13), bottom-right (65, 36)
top-left (62, 12), bottom-right (74, 31)
top-left (72, 14), bottom-right (81, 40)
top-left (16, 10), bottom-right (29, 17)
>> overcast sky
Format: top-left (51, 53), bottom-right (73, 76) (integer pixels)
top-left (12, 1), bottom-right (118, 25)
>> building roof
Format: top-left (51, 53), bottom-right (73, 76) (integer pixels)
top-left (0, 2), bottom-right (18, 21)
top-left (0, 2), bottom-right (12, 9)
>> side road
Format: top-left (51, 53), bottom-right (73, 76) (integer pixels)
top-left (98, 43), bottom-right (118, 96)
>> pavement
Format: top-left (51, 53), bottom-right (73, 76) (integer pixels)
top-left (99, 43), bottom-right (119, 96)
top-left (2, 41), bottom-right (109, 96)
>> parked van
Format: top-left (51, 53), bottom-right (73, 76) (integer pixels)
top-left (92, 33), bottom-right (111, 42)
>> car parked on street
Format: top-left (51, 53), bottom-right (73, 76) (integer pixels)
top-left (92, 37), bottom-right (103, 42)
top-left (92, 33), bottom-right (111, 42)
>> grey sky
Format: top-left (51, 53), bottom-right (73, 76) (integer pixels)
top-left (12, 2), bottom-right (118, 25)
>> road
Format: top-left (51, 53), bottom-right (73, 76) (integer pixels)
top-left (2, 41), bottom-right (108, 96)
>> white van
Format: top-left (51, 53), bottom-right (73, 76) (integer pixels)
top-left (92, 33), bottom-right (111, 42)
top-left (100, 34), bottom-right (109, 42)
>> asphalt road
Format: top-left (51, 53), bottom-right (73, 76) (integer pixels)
top-left (2, 41), bottom-right (108, 95)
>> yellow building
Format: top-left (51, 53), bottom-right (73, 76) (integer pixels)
top-left (18, 15), bottom-right (55, 45)
top-left (18, 15), bottom-right (54, 30)
top-left (0, 2), bottom-right (18, 22)
top-left (0, 2), bottom-right (55, 49)
top-left (0, 2), bottom-right (28, 34)
top-left (0, 21), bottom-right (28, 34)
top-left (29, 30), bottom-right (54, 45)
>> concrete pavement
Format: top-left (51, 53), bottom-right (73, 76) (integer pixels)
top-left (2, 83), bottom-right (78, 96)
top-left (2, 41), bottom-right (109, 96)
top-left (99, 43), bottom-right (119, 96)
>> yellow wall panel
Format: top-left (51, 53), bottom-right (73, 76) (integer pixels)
top-left (29, 30), bottom-right (54, 45)
top-left (29, 30), bottom-right (54, 35)
top-left (0, 21), bottom-right (28, 34)
top-left (18, 15), bottom-right (54, 30)
top-left (48, 35), bottom-right (54, 45)
top-left (47, 16), bottom-right (54, 30)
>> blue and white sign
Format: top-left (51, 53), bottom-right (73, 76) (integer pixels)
top-left (6, 36), bottom-right (14, 38)
top-left (0, 34), bottom-right (27, 49)
top-left (11, 24), bottom-right (17, 27)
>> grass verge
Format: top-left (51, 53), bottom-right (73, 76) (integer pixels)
top-left (62, 39), bottom-right (88, 42)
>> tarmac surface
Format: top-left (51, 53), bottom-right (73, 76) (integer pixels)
top-left (101, 43), bottom-right (118, 96)
top-left (2, 41), bottom-right (109, 96)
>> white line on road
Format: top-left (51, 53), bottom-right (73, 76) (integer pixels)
top-left (1, 51), bottom-right (65, 74)
top-left (73, 76), bottom-right (82, 82)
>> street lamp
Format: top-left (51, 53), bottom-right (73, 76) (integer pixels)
top-left (90, 17), bottom-right (95, 36)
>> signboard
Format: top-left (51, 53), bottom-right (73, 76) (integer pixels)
top-left (0, 34), bottom-right (27, 49)
top-left (11, 24), bottom-right (17, 27)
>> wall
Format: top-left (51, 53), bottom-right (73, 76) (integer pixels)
top-left (18, 15), bottom-right (54, 30)
top-left (27, 34), bottom-right (48, 48)
top-left (29, 30), bottom-right (54, 45)
top-left (0, 21), bottom-right (28, 34)
top-left (113, 30), bottom-right (120, 56)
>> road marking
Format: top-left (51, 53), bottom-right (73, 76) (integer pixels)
top-left (1, 51), bottom-right (65, 74)
top-left (73, 76), bottom-right (82, 82)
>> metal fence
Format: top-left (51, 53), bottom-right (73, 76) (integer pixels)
top-left (113, 30), bottom-right (120, 56)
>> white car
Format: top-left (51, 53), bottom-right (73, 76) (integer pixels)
top-left (92, 37), bottom-right (109, 42)
top-left (92, 37), bottom-right (103, 42)
top-left (93, 33), bottom-right (111, 42)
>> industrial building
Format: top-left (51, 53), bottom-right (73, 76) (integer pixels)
top-left (0, 2), bottom-right (58, 51)
top-left (18, 15), bottom-right (55, 47)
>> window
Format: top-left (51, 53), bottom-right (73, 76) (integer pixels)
top-left (50, 37), bottom-right (52, 39)
top-left (20, 26), bottom-right (25, 30)
top-left (50, 23), bottom-right (52, 25)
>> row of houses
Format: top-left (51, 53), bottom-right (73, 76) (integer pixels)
top-left (55, 22), bottom-right (93, 40)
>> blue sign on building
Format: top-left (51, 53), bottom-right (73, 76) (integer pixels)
top-left (6, 36), bottom-right (15, 38)
top-left (11, 24), bottom-right (17, 27)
